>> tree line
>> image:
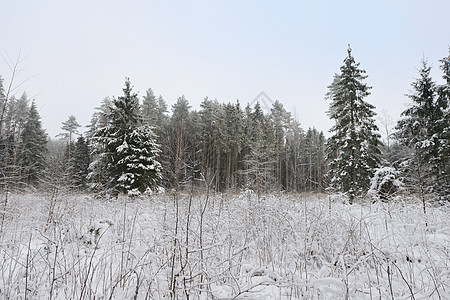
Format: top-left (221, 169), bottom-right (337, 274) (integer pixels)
top-left (85, 82), bottom-right (328, 197)
top-left (0, 46), bottom-right (448, 201)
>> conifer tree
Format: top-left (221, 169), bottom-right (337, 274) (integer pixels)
top-left (285, 119), bottom-right (304, 192)
top-left (59, 115), bottom-right (81, 161)
top-left (7, 93), bottom-right (30, 166)
top-left (326, 46), bottom-right (382, 201)
top-left (1, 94), bottom-right (31, 187)
top-left (168, 95), bottom-right (192, 190)
top-left (18, 101), bottom-right (48, 186)
top-left (0, 76), bottom-right (5, 136)
top-left (71, 136), bottom-right (90, 190)
top-left (396, 56), bottom-right (449, 200)
top-left (156, 96), bottom-right (169, 133)
top-left (316, 131), bottom-right (327, 191)
top-left (141, 91), bottom-right (169, 174)
top-left (0, 75), bottom-right (7, 139)
top-left (270, 100), bottom-right (291, 190)
top-left (141, 88), bottom-right (158, 125)
top-left (224, 101), bottom-right (244, 189)
top-left (89, 79), bottom-right (162, 197)
top-left (304, 128), bottom-right (316, 191)
top-left (198, 98), bottom-right (219, 176)
top-left (396, 60), bottom-right (435, 195)
top-left (85, 98), bottom-right (112, 143)
top-left (153, 95), bottom-right (169, 185)
top-left (241, 102), bottom-right (275, 196)
top-left (433, 51), bottom-right (450, 199)
top-left (304, 128), bottom-right (326, 191)
top-left (0, 76), bottom-right (6, 188)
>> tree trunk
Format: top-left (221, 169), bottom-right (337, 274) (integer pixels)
top-left (285, 137), bottom-right (288, 192)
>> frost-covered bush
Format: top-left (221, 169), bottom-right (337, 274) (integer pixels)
top-left (369, 166), bottom-right (403, 200)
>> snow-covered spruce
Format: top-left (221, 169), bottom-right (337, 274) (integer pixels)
top-left (88, 79), bottom-right (162, 197)
top-left (326, 46), bottom-right (382, 202)
top-left (395, 53), bottom-right (450, 201)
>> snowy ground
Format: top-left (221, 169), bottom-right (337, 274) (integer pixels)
top-left (0, 191), bottom-right (448, 299)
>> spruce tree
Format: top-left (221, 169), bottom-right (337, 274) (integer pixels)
top-left (141, 88), bottom-right (158, 125)
top-left (397, 56), bottom-right (449, 200)
top-left (89, 79), bottom-right (162, 197)
top-left (395, 60), bottom-right (435, 195)
top-left (157, 96), bottom-right (169, 127)
top-left (71, 136), bottom-right (90, 191)
top-left (240, 102), bottom-right (275, 196)
top-left (433, 51), bottom-right (450, 199)
top-left (6, 94), bottom-right (31, 186)
top-left (326, 46), bottom-right (382, 201)
top-left (114, 125), bottom-right (161, 195)
top-left (396, 60), bottom-right (435, 151)
top-left (18, 101), bottom-right (48, 186)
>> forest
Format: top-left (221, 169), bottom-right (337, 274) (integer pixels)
top-left (0, 47), bottom-right (448, 202)
top-left (0, 47), bottom-right (448, 299)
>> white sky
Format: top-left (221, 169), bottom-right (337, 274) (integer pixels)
top-left (1, 0), bottom-right (449, 139)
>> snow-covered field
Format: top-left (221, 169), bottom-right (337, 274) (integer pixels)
top-left (0, 191), bottom-right (448, 299)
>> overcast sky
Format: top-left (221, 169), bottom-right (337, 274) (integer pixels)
top-left (1, 0), bottom-right (449, 139)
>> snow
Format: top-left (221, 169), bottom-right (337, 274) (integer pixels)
top-left (369, 167), bottom-right (402, 192)
top-left (116, 140), bottom-right (129, 153)
top-left (0, 192), bottom-right (448, 299)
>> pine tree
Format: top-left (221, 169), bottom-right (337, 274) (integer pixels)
top-left (0, 75), bottom-right (7, 138)
top-left (304, 128), bottom-right (316, 192)
top-left (303, 128), bottom-right (325, 192)
top-left (168, 95), bottom-right (192, 190)
top-left (226, 101), bottom-right (244, 189)
top-left (326, 46), bottom-right (382, 201)
top-left (270, 100), bottom-right (291, 190)
top-left (18, 101), bottom-right (48, 186)
top-left (0, 75), bottom-right (5, 135)
top-left (197, 98), bottom-right (220, 188)
top-left (317, 131), bottom-right (327, 191)
top-left (58, 115), bottom-right (81, 161)
top-left (89, 79), bottom-right (162, 197)
top-left (285, 119), bottom-right (304, 192)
